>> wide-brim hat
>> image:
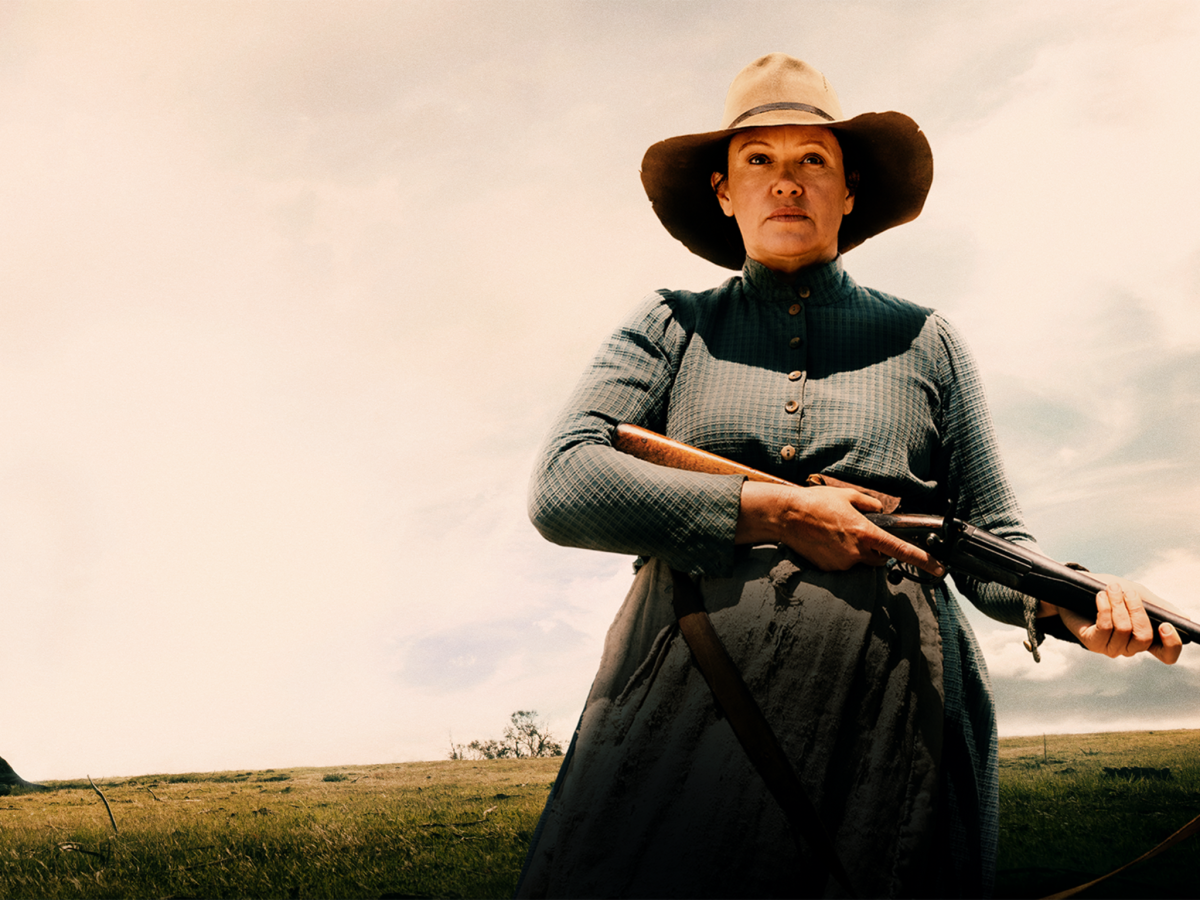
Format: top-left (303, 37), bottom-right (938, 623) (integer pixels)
top-left (641, 53), bottom-right (934, 270)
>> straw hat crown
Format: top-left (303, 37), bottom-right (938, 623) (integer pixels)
top-left (719, 53), bottom-right (843, 129)
top-left (641, 53), bottom-right (933, 270)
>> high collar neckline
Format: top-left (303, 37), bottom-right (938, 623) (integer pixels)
top-left (741, 256), bottom-right (849, 307)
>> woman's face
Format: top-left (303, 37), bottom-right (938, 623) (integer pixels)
top-left (713, 125), bottom-right (855, 274)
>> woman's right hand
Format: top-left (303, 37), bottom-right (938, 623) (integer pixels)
top-left (736, 481), bottom-right (944, 577)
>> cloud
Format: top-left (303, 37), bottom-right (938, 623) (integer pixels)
top-left (993, 648), bottom-right (1200, 736)
top-left (400, 617), bottom-right (590, 691)
top-left (3, 1), bottom-right (1199, 780)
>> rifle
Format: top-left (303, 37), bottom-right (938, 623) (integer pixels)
top-left (613, 423), bottom-right (1197, 644)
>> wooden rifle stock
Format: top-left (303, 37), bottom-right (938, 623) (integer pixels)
top-left (613, 423), bottom-right (796, 487)
top-left (613, 423), bottom-right (898, 508)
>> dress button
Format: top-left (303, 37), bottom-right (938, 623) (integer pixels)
top-left (788, 303), bottom-right (802, 316)
top-left (789, 337), bottom-right (801, 349)
top-left (798, 287), bottom-right (811, 299)
top-left (788, 370), bottom-right (802, 381)
top-left (785, 400), bottom-right (799, 413)
top-left (780, 445), bottom-right (796, 461)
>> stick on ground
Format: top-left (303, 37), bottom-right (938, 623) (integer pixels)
top-left (88, 776), bottom-right (119, 835)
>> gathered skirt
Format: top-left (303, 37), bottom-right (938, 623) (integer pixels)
top-left (515, 545), bottom-right (998, 898)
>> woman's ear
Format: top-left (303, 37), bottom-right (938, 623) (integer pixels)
top-left (843, 170), bottom-right (859, 215)
top-left (711, 172), bottom-right (734, 217)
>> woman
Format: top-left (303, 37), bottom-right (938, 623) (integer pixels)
top-left (518, 54), bottom-right (1180, 899)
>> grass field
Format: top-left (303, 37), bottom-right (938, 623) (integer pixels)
top-left (994, 729), bottom-right (1200, 899)
top-left (2, 730), bottom-right (1198, 898)
top-left (0, 759), bottom-right (561, 899)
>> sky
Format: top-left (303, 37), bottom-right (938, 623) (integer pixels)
top-left (2, 0), bottom-right (1200, 782)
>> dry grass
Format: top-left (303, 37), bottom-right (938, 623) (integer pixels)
top-left (995, 729), bottom-right (1200, 898)
top-left (0, 759), bottom-right (561, 899)
top-left (5, 731), bottom-right (1199, 898)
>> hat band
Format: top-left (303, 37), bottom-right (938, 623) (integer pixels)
top-left (728, 102), bottom-right (834, 128)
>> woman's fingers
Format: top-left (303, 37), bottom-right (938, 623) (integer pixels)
top-left (1097, 575), bottom-right (1183, 663)
top-left (827, 488), bottom-right (943, 576)
top-left (1097, 583), bottom-right (1130, 657)
top-left (864, 527), bottom-right (944, 578)
top-left (1093, 578), bottom-right (1153, 657)
top-left (1111, 581), bottom-right (1155, 655)
top-left (1058, 577), bottom-right (1178, 664)
top-left (749, 484), bottom-right (939, 576)
top-left (1150, 623), bottom-right (1184, 665)
top-left (845, 490), bottom-right (884, 514)
top-left (825, 489), bottom-right (942, 575)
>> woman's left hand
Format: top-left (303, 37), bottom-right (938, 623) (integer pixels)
top-left (1039, 575), bottom-right (1183, 665)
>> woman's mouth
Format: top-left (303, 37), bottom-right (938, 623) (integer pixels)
top-left (768, 208), bottom-right (809, 221)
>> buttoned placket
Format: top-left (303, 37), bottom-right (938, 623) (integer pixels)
top-left (780, 285), bottom-right (810, 465)
top-left (741, 257), bottom-right (845, 469)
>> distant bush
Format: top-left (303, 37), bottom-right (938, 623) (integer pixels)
top-left (450, 711), bottom-right (564, 761)
top-left (322, 773), bottom-right (349, 782)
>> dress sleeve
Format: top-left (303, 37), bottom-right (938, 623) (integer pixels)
top-left (934, 316), bottom-right (1044, 634)
top-left (528, 291), bottom-right (746, 578)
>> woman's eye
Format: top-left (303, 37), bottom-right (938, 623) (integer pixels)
top-left (803, 154), bottom-right (825, 165)
top-left (747, 153), bottom-right (770, 165)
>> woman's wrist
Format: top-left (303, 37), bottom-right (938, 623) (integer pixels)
top-left (735, 480), bottom-right (789, 545)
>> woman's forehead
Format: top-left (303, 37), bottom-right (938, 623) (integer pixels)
top-left (730, 124), bottom-right (840, 153)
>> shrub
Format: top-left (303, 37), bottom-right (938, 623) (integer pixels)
top-left (450, 711), bottom-right (564, 760)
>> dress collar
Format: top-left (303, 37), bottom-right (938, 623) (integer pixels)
top-left (741, 255), bottom-right (849, 308)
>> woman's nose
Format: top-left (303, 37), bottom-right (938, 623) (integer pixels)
top-left (774, 169), bottom-right (803, 195)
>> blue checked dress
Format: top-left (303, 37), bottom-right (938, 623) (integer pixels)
top-left (518, 256), bottom-right (1039, 898)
